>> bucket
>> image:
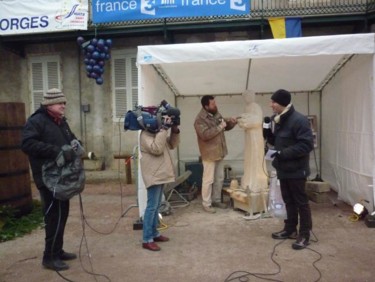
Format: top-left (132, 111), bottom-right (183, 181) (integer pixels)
top-left (0, 103), bottom-right (33, 216)
top-left (268, 171), bottom-right (286, 219)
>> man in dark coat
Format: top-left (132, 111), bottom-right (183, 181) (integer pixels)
top-left (266, 89), bottom-right (314, 250)
top-left (22, 88), bottom-right (78, 270)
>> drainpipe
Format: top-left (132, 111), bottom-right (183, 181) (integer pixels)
top-left (260, 0), bottom-right (264, 39)
top-left (77, 46), bottom-right (83, 141)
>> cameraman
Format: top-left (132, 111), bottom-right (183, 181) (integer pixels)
top-left (139, 116), bottom-right (180, 251)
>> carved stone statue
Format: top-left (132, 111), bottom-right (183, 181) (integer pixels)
top-left (228, 90), bottom-right (269, 219)
top-left (237, 90), bottom-right (268, 193)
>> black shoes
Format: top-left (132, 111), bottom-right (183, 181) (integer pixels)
top-left (271, 230), bottom-right (298, 240)
top-left (42, 257), bottom-right (69, 271)
top-left (292, 235), bottom-right (310, 250)
top-left (59, 251), bottom-right (77, 261)
top-left (43, 251), bottom-right (77, 271)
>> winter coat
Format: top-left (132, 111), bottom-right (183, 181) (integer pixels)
top-left (139, 129), bottom-right (180, 189)
top-left (21, 107), bottom-right (77, 189)
top-left (194, 108), bottom-right (236, 161)
top-left (268, 105), bottom-right (314, 179)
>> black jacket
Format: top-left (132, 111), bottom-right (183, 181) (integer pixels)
top-left (21, 107), bottom-right (77, 189)
top-left (268, 105), bottom-right (314, 179)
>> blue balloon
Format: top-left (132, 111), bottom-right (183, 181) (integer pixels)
top-left (97, 60), bottom-right (105, 67)
top-left (86, 65), bottom-right (93, 72)
top-left (91, 38), bottom-right (98, 46)
top-left (100, 52), bottom-right (106, 59)
top-left (96, 77), bottom-right (104, 85)
top-left (86, 44), bottom-right (95, 52)
top-left (77, 36), bottom-right (85, 46)
top-left (83, 58), bottom-right (90, 65)
top-left (90, 72), bottom-right (98, 79)
top-left (105, 39), bottom-right (112, 48)
top-left (93, 65), bottom-right (101, 73)
top-left (92, 51), bottom-right (100, 59)
top-left (89, 58), bottom-right (96, 66)
top-left (97, 39), bottom-right (105, 50)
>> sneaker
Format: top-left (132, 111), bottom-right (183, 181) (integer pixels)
top-left (292, 236), bottom-right (310, 250)
top-left (271, 230), bottom-right (298, 240)
top-left (203, 206), bottom-right (216, 213)
top-left (212, 202), bottom-right (228, 209)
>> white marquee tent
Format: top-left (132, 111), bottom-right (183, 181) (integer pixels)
top-left (135, 33), bottom-right (375, 216)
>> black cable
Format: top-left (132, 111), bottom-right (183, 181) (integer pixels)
top-left (50, 200), bottom-right (75, 282)
top-left (78, 113), bottom-right (135, 236)
top-left (224, 236), bottom-right (323, 282)
top-left (224, 240), bottom-right (284, 282)
top-left (78, 195), bottom-right (111, 282)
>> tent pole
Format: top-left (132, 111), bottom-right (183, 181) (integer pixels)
top-left (245, 59), bottom-right (252, 90)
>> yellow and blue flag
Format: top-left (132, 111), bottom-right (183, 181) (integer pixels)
top-left (268, 17), bottom-right (302, 39)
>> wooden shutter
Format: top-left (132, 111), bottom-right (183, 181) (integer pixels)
top-left (112, 52), bottom-right (138, 120)
top-left (29, 56), bottom-right (60, 112)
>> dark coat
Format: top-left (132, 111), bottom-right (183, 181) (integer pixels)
top-left (21, 107), bottom-right (77, 189)
top-left (268, 105), bottom-right (314, 179)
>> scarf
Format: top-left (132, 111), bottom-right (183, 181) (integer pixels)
top-left (47, 109), bottom-right (63, 125)
top-left (274, 103), bottom-right (292, 124)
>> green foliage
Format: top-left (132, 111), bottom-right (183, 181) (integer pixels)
top-left (0, 200), bottom-right (44, 242)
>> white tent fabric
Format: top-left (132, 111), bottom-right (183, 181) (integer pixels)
top-left (138, 34), bottom-right (374, 94)
top-left (136, 33), bottom-right (375, 214)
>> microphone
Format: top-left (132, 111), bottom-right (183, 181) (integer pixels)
top-left (263, 117), bottom-right (272, 140)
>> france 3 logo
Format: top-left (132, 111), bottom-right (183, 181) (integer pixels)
top-left (140, 0), bottom-right (248, 16)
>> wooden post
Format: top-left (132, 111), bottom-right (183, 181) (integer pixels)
top-left (113, 154), bottom-right (132, 184)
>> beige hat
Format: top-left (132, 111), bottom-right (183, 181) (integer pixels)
top-left (42, 88), bottom-right (67, 106)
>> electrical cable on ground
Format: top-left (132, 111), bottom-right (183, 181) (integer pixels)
top-left (78, 195), bottom-right (111, 282)
top-left (224, 233), bottom-right (323, 282)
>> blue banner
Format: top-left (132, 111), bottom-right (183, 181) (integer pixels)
top-left (92, 0), bottom-right (250, 24)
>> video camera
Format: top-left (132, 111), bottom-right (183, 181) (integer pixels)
top-left (124, 100), bottom-right (180, 133)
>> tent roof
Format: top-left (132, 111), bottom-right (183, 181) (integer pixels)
top-left (137, 33), bottom-right (375, 95)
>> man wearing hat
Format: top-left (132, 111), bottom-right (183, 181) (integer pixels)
top-left (22, 88), bottom-right (78, 270)
top-left (266, 89), bottom-right (314, 250)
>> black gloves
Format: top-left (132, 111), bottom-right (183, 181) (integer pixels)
top-left (271, 150), bottom-right (281, 159)
top-left (62, 148), bottom-right (75, 163)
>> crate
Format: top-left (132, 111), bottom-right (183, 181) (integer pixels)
top-left (306, 190), bottom-right (331, 203)
top-left (305, 181), bottom-right (331, 193)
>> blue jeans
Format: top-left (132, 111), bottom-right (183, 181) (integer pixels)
top-left (143, 184), bottom-right (163, 243)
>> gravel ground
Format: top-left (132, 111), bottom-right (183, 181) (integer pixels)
top-left (1, 172), bottom-right (375, 282)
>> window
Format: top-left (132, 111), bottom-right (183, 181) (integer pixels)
top-left (112, 50), bottom-right (138, 121)
top-left (28, 55), bottom-right (61, 113)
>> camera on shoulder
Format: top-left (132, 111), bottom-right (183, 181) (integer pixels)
top-left (124, 100), bottom-right (180, 133)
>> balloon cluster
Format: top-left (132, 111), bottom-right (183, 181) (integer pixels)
top-left (77, 36), bottom-right (112, 85)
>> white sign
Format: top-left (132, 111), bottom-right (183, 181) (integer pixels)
top-left (0, 0), bottom-right (88, 35)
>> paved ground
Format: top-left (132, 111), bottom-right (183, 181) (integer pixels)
top-left (1, 171), bottom-right (375, 282)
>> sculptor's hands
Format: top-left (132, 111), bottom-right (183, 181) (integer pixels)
top-left (229, 116), bottom-right (238, 125)
top-left (219, 119), bottom-right (227, 130)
